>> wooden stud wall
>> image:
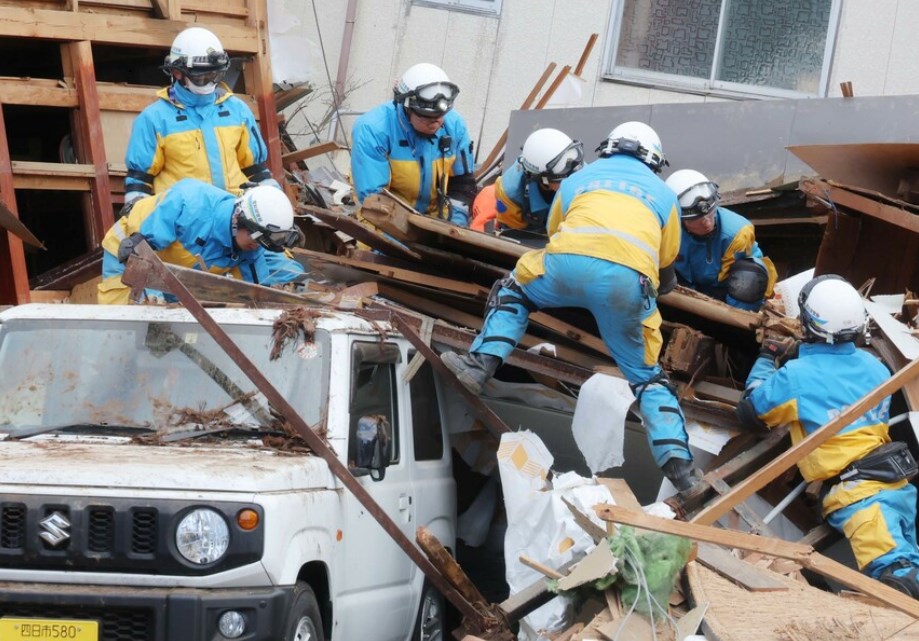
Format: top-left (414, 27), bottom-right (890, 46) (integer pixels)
top-left (0, 0), bottom-right (280, 304)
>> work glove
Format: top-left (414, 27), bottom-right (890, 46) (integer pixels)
top-left (448, 198), bottom-right (470, 228)
top-left (658, 264), bottom-right (678, 296)
top-left (759, 337), bottom-right (799, 367)
top-left (117, 232), bottom-right (146, 263)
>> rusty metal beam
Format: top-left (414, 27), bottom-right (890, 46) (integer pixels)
top-left (128, 242), bottom-right (502, 635)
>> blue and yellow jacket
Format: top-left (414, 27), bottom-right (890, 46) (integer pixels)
top-left (516, 154), bottom-right (680, 287)
top-left (494, 162), bottom-right (554, 232)
top-left (676, 206), bottom-right (777, 300)
top-left (350, 102), bottom-right (473, 221)
top-left (745, 342), bottom-right (893, 486)
top-left (124, 82), bottom-right (270, 197)
top-left (101, 179), bottom-right (300, 285)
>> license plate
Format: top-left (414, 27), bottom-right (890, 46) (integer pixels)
top-left (0, 618), bottom-right (98, 640)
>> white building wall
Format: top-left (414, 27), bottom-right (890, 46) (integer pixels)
top-left (273, 0), bottom-right (919, 175)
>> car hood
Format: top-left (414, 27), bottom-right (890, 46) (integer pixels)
top-left (0, 438), bottom-right (336, 493)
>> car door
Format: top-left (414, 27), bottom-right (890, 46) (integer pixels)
top-left (338, 339), bottom-right (416, 641)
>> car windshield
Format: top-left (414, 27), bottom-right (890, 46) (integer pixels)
top-left (0, 318), bottom-right (329, 436)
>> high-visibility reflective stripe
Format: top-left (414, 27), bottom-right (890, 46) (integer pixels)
top-left (554, 226), bottom-right (659, 263)
top-left (112, 224), bottom-right (127, 241)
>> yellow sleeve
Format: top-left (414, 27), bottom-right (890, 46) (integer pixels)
top-left (659, 203), bottom-right (681, 268)
top-left (494, 176), bottom-right (526, 230)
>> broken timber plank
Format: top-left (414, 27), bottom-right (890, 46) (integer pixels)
top-left (659, 285), bottom-right (762, 332)
top-left (282, 140), bottom-right (343, 166)
top-left (292, 247), bottom-right (488, 298)
top-left (695, 543), bottom-right (788, 592)
top-left (800, 178), bottom-right (919, 234)
top-left (300, 205), bottom-right (422, 261)
top-left (596, 504), bottom-right (919, 618)
top-left (692, 357), bottom-right (919, 526)
top-left (417, 527), bottom-right (492, 613)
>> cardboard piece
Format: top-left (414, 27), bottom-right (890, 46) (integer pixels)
top-left (789, 143), bottom-right (919, 201)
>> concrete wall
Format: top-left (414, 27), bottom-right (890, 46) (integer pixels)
top-left (273, 0), bottom-right (919, 175)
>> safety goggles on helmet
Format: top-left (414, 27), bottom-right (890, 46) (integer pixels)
top-left (524, 140), bottom-right (585, 182)
top-left (236, 215), bottom-right (299, 252)
top-left (166, 50), bottom-right (230, 80)
top-left (405, 81), bottom-right (460, 118)
top-left (677, 182), bottom-right (720, 219)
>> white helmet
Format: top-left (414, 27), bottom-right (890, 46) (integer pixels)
top-left (235, 186), bottom-right (298, 251)
top-left (393, 63), bottom-right (459, 118)
top-left (163, 27), bottom-right (230, 94)
top-left (798, 275), bottom-right (868, 344)
top-left (665, 169), bottom-right (721, 219)
top-left (597, 121), bottom-right (667, 173)
top-left (519, 128), bottom-right (584, 184)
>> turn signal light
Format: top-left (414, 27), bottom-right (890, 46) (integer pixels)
top-left (237, 509), bottom-right (260, 531)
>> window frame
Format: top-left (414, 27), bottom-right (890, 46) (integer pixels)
top-left (602, 0), bottom-right (843, 99)
top-left (349, 341), bottom-right (402, 466)
top-left (412, 0), bottom-right (502, 18)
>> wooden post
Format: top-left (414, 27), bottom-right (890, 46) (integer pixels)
top-left (62, 40), bottom-right (114, 247)
top-left (573, 33), bottom-right (599, 78)
top-left (692, 357), bottom-right (919, 526)
top-left (247, 0), bottom-right (284, 181)
top-left (0, 103), bottom-right (30, 304)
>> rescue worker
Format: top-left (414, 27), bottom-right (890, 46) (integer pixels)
top-left (665, 169), bottom-right (777, 311)
top-left (440, 121), bottom-right (703, 491)
top-left (737, 275), bottom-right (919, 598)
top-left (97, 179), bottom-right (305, 305)
top-left (494, 127), bottom-right (583, 234)
top-left (122, 26), bottom-right (278, 213)
top-left (350, 62), bottom-right (477, 226)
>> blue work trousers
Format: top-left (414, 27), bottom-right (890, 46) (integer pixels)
top-left (471, 253), bottom-right (690, 466)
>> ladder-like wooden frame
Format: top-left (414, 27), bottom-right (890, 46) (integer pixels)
top-left (0, 0), bottom-right (281, 304)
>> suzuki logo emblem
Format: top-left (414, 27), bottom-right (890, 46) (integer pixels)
top-left (39, 512), bottom-right (71, 547)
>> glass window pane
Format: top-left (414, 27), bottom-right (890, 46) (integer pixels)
top-left (717, 0), bottom-right (832, 92)
top-left (410, 360), bottom-right (444, 462)
top-left (616, 0), bottom-right (722, 79)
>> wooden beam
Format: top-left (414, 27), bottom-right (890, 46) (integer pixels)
top-left (595, 504), bottom-right (919, 618)
top-left (573, 33), bottom-right (599, 77)
top-left (0, 7), bottom-right (257, 51)
top-left (800, 178), bottom-right (919, 234)
top-left (63, 40), bottom-right (114, 247)
top-left (659, 286), bottom-right (762, 332)
top-left (692, 357), bottom-right (919, 526)
top-left (0, 103), bottom-right (31, 305)
top-left (150, 0), bottom-right (180, 19)
top-left (282, 140), bottom-right (343, 166)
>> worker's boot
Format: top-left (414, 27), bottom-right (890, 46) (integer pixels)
top-left (661, 458), bottom-right (703, 493)
top-left (879, 560), bottom-right (919, 599)
top-left (440, 351), bottom-right (501, 395)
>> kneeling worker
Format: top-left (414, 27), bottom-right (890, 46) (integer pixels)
top-left (98, 179), bottom-right (305, 304)
top-left (665, 169), bottom-right (776, 311)
top-left (737, 275), bottom-right (919, 598)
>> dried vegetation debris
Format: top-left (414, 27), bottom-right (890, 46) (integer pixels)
top-left (270, 306), bottom-right (322, 360)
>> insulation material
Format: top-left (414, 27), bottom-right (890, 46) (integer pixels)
top-left (571, 373), bottom-right (633, 474)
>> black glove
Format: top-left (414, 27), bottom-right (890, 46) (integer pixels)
top-left (117, 232), bottom-right (146, 263)
top-left (658, 263), bottom-right (677, 296)
top-left (759, 337), bottom-right (799, 367)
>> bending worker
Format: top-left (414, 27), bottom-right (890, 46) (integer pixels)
top-left (351, 62), bottom-right (476, 226)
top-left (440, 122), bottom-right (702, 492)
top-left (122, 26), bottom-right (279, 213)
top-left (737, 275), bottom-right (919, 598)
top-left (97, 179), bottom-right (304, 305)
top-left (665, 169), bottom-right (776, 311)
top-left (493, 127), bottom-right (584, 235)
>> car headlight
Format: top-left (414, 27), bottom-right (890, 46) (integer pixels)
top-left (175, 508), bottom-right (230, 564)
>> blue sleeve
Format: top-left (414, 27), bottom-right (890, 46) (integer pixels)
top-left (242, 106), bottom-right (268, 165)
top-left (351, 117), bottom-right (393, 202)
top-left (252, 250), bottom-right (306, 286)
top-left (124, 109), bottom-right (160, 194)
top-left (745, 358), bottom-right (801, 427)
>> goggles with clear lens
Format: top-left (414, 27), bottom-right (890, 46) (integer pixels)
top-left (678, 182), bottom-right (719, 219)
top-left (238, 216), bottom-right (299, 252)
top-left (185, 69), bottom-right (224, 87)
top-left (543, 140), bottom-right (584, 180)
top-left (406, 81), bottom-right (459, 118)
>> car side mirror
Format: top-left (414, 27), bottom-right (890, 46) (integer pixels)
top-left (350, 414), bottom-right (392, 481)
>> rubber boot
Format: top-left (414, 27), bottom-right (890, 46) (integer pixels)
top-left (661, 458), bottom-right (703, 493)
top-left (879, 560), bottom-right (919, 599)
top-left (440, 351), bottom-right (501, 395)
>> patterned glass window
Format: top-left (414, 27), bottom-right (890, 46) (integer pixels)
top-left (607, 0), bottom-right (840, 97)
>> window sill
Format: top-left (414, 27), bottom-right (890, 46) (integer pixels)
top-left (412, 1), bottom-right (500, 17)
top-left (600, 74), bottom-right (822, 101)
